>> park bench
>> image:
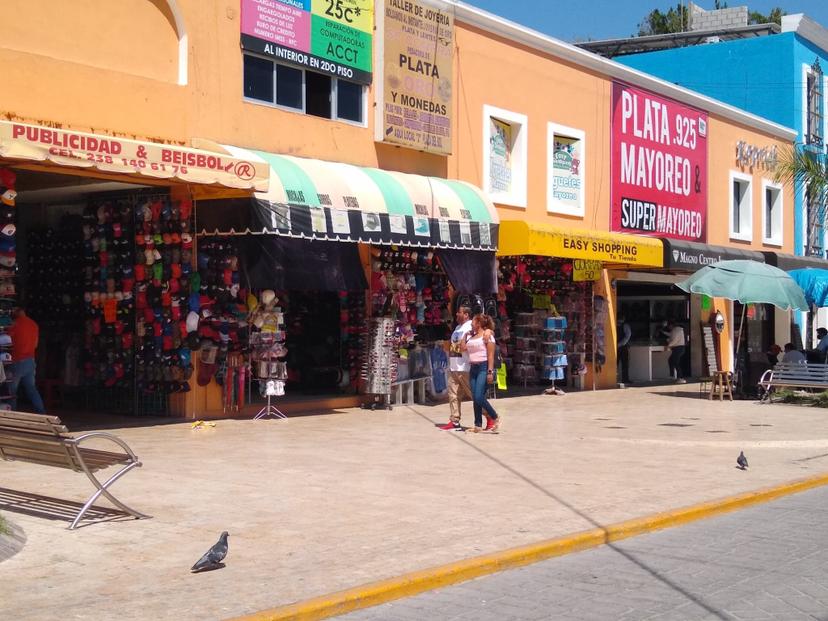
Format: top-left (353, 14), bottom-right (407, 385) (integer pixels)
top-left (757, 362), bottom-right (828, 403)
top-left (0, 410), bottom-right (149, 529)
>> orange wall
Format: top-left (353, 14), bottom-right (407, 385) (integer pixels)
top-left (0, 1), bottom-right (793, 252)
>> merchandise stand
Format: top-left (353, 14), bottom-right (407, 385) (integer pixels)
top-left (253, 380), bottom-right (287, 420)
top-left (362, 317), bottom-right (396, 410)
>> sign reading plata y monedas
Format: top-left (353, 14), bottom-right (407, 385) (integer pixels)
top-left (241, 0), bottom-right (373, 84)
top-left (380, 0), bottom-right (454, 155)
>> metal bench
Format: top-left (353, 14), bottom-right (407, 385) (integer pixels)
top-left (758, 362), bottom-right (828, 403)
top-left (0, 410), bottom-right (149, 529)
top-left (390, 376), bottom-right (429, 406)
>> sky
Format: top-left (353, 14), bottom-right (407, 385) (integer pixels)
top-left (463, 1), bottom-right (828, 43)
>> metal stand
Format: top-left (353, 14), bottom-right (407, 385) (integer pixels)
top-left (253, 381), bottom-right (287, 420)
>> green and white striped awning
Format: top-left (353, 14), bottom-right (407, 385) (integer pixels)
top-left (198, 147), bottom-right (499, 251)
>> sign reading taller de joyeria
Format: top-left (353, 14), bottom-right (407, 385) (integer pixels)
top-left (0, 121), bottom-right (269, 190)
top-left (240, 0), bottom-right (373, 85)
top-left (376, 0), bottom-right (454, 155)
top-left (611, 82), bottom-right (708, 242)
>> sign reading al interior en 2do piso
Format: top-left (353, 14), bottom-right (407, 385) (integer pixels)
top-left (241, 0), bottom-right (373, 84)
top-left (611, 81), bottom-right (708, 242)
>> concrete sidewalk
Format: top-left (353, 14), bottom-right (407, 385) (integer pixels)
top-left (3, 385), bottom-right (828, 620)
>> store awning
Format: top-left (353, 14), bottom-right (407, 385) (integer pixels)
top-left (663, 239), bottom-right (765, 271)
top-left (762, 251), bottom-right (828, 271)
top-left (0, 120), bottom-right (269, 190)
top-left (197, 148), bottom-right (499, 251)
top-left (497, 221), bottom-right (663, 267)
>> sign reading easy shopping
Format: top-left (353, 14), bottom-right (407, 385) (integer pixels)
top-left (611, 82), bottom-right (708, 242)
top-left (241, 0), bottom-right (373, 85)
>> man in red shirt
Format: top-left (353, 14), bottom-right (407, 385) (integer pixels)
top-left (8, 308), bottom-right (45, 413)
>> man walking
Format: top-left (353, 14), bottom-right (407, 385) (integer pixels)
top-left (662, 319), bottom-right (686, 384)
top-left (8, 307), bottom-right (45, 413)
top-left (438, 304), bottom-right (472, 431)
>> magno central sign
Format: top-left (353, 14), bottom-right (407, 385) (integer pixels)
top-left (611, 81), bottom-right (708, 242)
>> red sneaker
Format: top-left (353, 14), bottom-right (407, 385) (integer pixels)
top-left (437, 421), bottom-right (462, 431)
top-left (484, 417), bottom-right (496, 431)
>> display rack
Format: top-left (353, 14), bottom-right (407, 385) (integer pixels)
top-left (361, 317), bottom-right (397, 409)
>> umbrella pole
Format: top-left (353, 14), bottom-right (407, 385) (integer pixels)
top-left (734, 303), bottom-right (747, 385)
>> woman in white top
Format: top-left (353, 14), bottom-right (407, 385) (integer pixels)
top-left (462, 314), bottom-right (501, 432)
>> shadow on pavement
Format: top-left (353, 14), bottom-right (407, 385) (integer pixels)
top-left (406, 404), bottom-right (731, 620)
top-left (0, 487), bottom-right (134, 528)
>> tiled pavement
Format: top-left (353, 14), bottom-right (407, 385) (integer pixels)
top-left (3, 384), bottom-right (828, 620)
top-left (338, 485), bottom-right (828, 621)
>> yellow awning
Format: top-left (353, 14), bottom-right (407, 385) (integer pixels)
top-left (498, 220), bottom-right (663, 267)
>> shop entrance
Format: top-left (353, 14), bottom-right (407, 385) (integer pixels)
top-left (7, 166), bottom-right (191, 420)
top-left (617, 281), bottom-right (691, 382)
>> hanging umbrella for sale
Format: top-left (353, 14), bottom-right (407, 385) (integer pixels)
top-left (788, 268), bottom-right (828, 308)
top-left (677, 260), bottom-right (808, 384)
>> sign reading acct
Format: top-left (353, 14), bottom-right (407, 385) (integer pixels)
top-left (379, 0), bottom-right (454, 155)
top-left (611, 82), bottom-right (708, 242)
top-left (241, 0), bottom-right (373, 85)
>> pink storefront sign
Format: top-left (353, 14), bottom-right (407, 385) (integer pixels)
top-left (240, 0), bottom-right (311, 51)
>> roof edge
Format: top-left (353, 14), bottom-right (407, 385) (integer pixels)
top-left (782, 13), bottom-right (828, 54)
top-left (444, 1), bottom-right (798, 141)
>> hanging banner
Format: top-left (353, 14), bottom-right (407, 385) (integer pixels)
top-left (489, 118), bottom-right (513, 193)
top-left (378, 0), bottom-right (454, 155)
top-left (240, 0), bottom-right (373, 85)
top-left (611, 81), bottom-right (708, 242)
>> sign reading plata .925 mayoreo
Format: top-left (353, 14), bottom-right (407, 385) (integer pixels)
top-left (240, 0), bottom-right (373, 85)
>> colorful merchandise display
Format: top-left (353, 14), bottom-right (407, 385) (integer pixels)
top-left (0, 168), bottom-right (15, 410)
top-left (497, 256), bottom-right (594, 387)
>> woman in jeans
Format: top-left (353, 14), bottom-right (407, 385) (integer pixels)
top-left (462, 314), bottom-right (501, 432)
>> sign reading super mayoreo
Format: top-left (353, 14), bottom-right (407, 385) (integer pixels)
top-left (241, 0), bottom-right (373, 85)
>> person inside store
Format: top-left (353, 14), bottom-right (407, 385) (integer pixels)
top-left (661, 319), bottom-right (686, 384)
top-left (461, 313), bottom-right (501, 433)
top-left (438, 304), bottom-right (473, 431)
top-left (617, 314), bottom-right (632, 385)
top-left (766, 344), bottom-right (782, 366)
top-left (809, 327), bottom-right (828, 363)
top-left (8, 307), bottom-right (45, 414)
top-left (782, 342), bottom-right (807, 364)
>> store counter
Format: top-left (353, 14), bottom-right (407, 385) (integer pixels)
top-left (628, 344), bottom-right (673, 382)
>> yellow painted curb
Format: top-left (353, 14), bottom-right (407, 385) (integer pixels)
top-left (230, 472), bottom-right (828, 621)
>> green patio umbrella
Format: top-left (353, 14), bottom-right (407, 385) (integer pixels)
top-left (677, 260), bottom-right (808, 377)
top-left (676, 260), bottom-right (808, 311)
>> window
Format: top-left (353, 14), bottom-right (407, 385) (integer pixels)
top-left (482, 105), bottom-right (528, 208)
top-left (805, 185), bottom-right (826, 257)
top-left (242, 53), bottom-right (365, 124)
top-left (729, 171), bottom-right (752, 241)
top-left (547, 123), bottom-right (585, 217)
top-left (804, 59), bottom-right (824, 147)
top-left (761, 180), bottom-right (783, 246)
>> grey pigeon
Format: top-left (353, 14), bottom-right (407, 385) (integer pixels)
top-left (191, 531), bottom-right (229, 572)
top-left (737, 451), bottom-right (748, 470)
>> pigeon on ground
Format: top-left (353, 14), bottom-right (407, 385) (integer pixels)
top-left (737, 451), bottom-right (749, 470)
top-left (191, 531), bottom-right (229, 572)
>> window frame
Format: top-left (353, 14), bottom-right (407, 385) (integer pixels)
top-left (546, 122), bottom-right (586, 217)
top-left (241, 52), bottom-right (367, 127)
top-left (729, 170), bottom-right (753, 242)
top-left (481, 105), bottom-right (528, 209)
top-left (761, 178), bottom-right (783, 247)
top-left (802, 60), bottom-right (824, 147)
